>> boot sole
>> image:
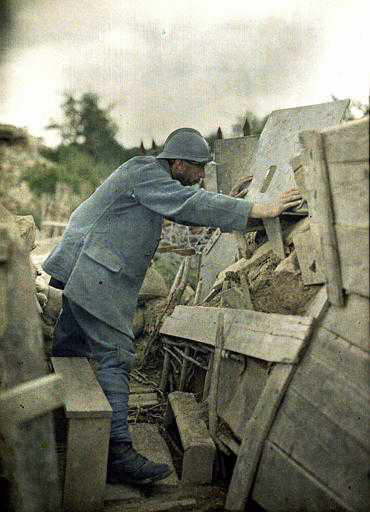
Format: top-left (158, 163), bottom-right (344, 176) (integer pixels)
top-left (107, 467), bottom-right (173, 486)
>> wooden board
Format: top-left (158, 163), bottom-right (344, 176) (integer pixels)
top-left (290, 352), bottom-right (370, 448)
top-left (52, 357), bottom-right (112, 418)
top-left (335, 225), bottom-right (369, 298)
top-left (214, 135), bottom-right (259, 195)
top-left (253, 441), bottom-right (351, 512)
top-left (262, 217), bottom-right (285, 259)
top-left (128, 393), bottom-right (158, 408)
top-left (246, 100), bottom-right (349, 204)
top-left (305, 325), bottom-right (369, 394)
top-left (64, 418), bottom-right (111, 512)
top-left (269, 387), bottom-right (370, 511)
top-left (161, 306), bottom-right (314, 364)
top-left (198, 233), bottom-right (239, 303)
top-left (168, 392), bottom-right (215, 484)
top-left (218, 358), bottom-right (269, 441)
top-left (322, 117), bottom-right (369, 163)
top-left (293, 226), bottom-right (325, 285)
top-left (0, 374), bottom-right (64, 424)
top-left (225, 363), bottom-right (296, 511)
top-left (328, 161), bottom-right (369, 228)
top-left (320, 293), bottom-right (369, 352)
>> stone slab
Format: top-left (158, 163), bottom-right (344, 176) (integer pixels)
top-left (131, 424), bottom-right (179, 486)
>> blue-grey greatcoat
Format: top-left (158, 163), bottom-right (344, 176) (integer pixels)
top-left (43, 157), bottom-right (252, 340)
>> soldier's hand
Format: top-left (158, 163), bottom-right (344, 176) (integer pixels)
top-left (250, 188), bottom-right (302, 219)
top-left (271, 188), bottom-right (303, 216)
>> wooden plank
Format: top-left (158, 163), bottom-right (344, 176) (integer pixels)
top-left (161, 306), bottom-right (314, 363)
top-left (0, 374), bottom-right (64, 424)
top-left (64, 417), bottom-right (111, 512)
top-left (225, 363), bottom-right (296, 511)
top-left (269, 387), bottom-right (370, 511)
top-left (304, 325), bottom-right (369, 394)
top-left (300, 130), bottom-right (344, 305)
top-left (322, 117), bottom-right (369, 163)
top-left (168, 392), bottom-right (215, 484)
top-left (219, 358), bottom-right (269, 441)
top-left (129, 383), bottom-right (155, 394)
top-left (217, 286), bottom-right (252, 309)
top-left (208, 313), bottom-right (224, 438)
top-left (293, 227), bottom-right (325, 285)
top-left (198, 233), bottom-right (239, 302)
top-left (253, 441), bottom-right (352, 512)
top-left (321, 293), bottom-right (369, 352)
top-left (291, 353), bottom-right (370, 448)
top-left (262, 217), bottom-right (285, 259)
top-left (335, 225), bottom-right (369, 298)
top-left (304, 285), bottom-right (329, 320)
top-left (128, 393), bottom-right (158, 408)
top-left (247, 100), bottom-right (349, 204)
top-left (328, 161), bottom-right (369, 227)
top-left (214, 135), bottom-right (259, 195)
top-left (52, 357), bottom-right (112, 418)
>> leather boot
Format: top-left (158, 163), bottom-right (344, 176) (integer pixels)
top-left (107, 441), bottom-right (172, 485)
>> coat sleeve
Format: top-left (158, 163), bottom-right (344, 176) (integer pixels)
top-left (133, 163), bottom-right (252, 233)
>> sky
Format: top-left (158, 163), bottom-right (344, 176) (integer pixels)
top-left (0, 0), bottom-right (369, 148)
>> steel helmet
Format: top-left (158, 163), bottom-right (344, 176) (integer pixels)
top-left (157, 128), bottom-right (212, 163)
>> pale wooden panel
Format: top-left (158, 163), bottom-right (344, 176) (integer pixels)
top-left (322, 118), bottom-right (369, 163)
top-left (52, 357), bottom-right (112, 418)
top-left (215, 135), bottom-right (259, 195)
top-left (328, 161), bottom-right (369, 227)
top-left (321, 293), bottom-right (369, 352)
top-left (247, 100), bottom-right (349, 204)
top-left (253, 441), bottom-right (351, 512)
top-left (336, 225), bottom-right (369, 298)
top-left (64, 417), bottom-right (111, 512)
top-left (290, 353), bottom-right (370, 448)
top-left (269, 387), bottom-right (370, 512)
top-left (0, 374), bottom-right (64, 424)
top-left (161, 306), bottom-right (314, 363)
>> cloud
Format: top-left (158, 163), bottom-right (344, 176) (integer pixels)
top-left (1, 0), bottom-right (369, 147)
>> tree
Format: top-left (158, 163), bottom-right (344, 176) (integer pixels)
top-left (232, 111), bottom-right (268, 137)
top-left (47, 92), bottom-right (126, 168)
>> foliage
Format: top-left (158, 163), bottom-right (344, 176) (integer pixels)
top-left (47, 92), bottom-right (127, 169)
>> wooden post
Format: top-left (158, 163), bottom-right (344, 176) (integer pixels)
top-left (208, 312), bottom-right (225, 438)
top-left (225, 363), bottom-right (297, 511)
top-left (179, 346), bottom-right (190, 391)
top-left (300, 130), bottom-right (344, 306)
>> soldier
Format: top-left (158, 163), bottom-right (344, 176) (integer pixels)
top-left (42, 128), bottom-right (301, 485)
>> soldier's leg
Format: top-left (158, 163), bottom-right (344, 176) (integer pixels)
top-left (66, 300), bottom-right (171, 484)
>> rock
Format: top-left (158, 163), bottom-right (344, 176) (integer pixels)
top-left (138, 266), bottom-right (169, 303)
top-left (180, 285), bottom-right (194, 305)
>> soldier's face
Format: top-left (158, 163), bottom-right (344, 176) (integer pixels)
top-left (171, 160), bottom-right (205, 186)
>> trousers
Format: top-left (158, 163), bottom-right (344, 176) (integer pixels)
top-left (53, 293), bottom-right (135, 444)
